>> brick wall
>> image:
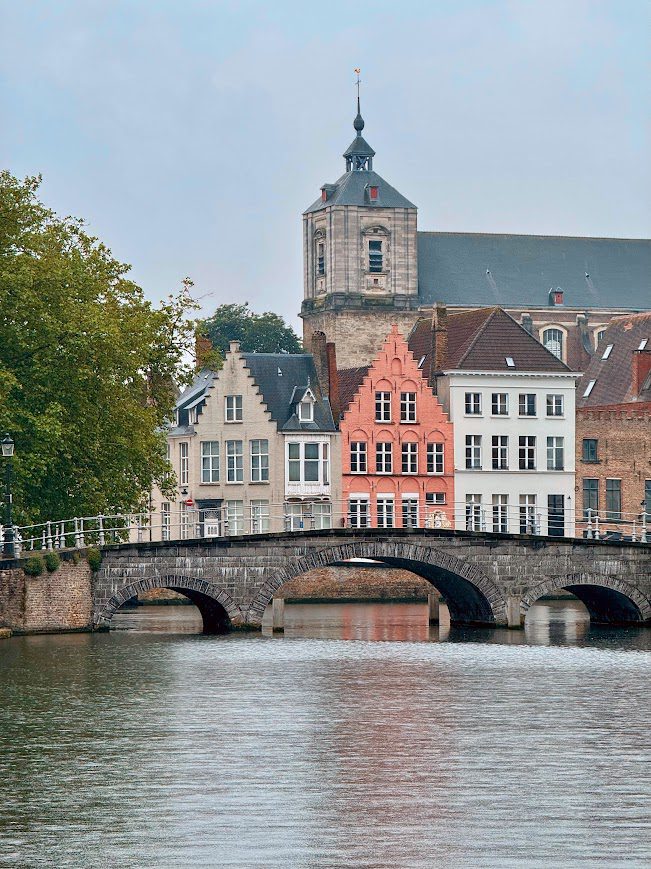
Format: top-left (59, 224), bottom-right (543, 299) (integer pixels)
top-left (279, 566), bottom-right (431, 601)
top-left (576, 406), bottom-right (651, 531)
top-left (0, 555), bottom-right (93, 633)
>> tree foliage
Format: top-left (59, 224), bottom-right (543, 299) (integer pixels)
top-left (201, 302), bottom-right (301, 356)
top-left (0, 171), bottom-right (196, 525)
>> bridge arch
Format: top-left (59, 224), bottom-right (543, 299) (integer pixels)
top-left (247, 540), bottom-right (506, 626)
top-left (522, 573), bottom-right (651, 625)
top-left (95, 575), bottom-right (245, 634)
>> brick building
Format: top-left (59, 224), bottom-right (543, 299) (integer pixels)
top-left (576, 312), bottom-right (651, 537)
top-left (336, 325), bottom-right (454, 529)
top-left (301, 100), bottom-right (651, 369)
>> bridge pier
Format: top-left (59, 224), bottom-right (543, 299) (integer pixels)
top-left (506, 596), bottom-right (523, 629)
top-left (272, 598), bottom-right (285, 633)
top-left (428, 592), bottom-right (440, 625)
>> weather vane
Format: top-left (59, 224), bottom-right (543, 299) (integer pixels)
top-left (354, 68), bottom-right (361, 101)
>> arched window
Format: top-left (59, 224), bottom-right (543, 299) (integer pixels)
top-left (314, 229), bottom-right (326, 277)
top-left (542, 328), bottom-right (563, 360)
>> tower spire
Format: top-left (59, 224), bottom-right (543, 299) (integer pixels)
top-left (344, 69), bottom-right (374, 171)
top-left (353, 68), bottom-right (364, 134)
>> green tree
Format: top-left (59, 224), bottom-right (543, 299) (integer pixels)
top-left (0, 171), bottom-right (196, 525)
top-left (201, 302), bottom-right (301, 356)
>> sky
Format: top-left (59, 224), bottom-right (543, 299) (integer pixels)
top-left (1, 0), bottom-right (649, 329)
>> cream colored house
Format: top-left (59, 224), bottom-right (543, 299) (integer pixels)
top-left (153, 342), bottom-right (341, 539)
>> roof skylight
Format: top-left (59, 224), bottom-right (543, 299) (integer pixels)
top-left (638, 339), bottom-right (648, 351)
top-left (505, 356), bottom-right (515, 368)
top-left (602, 344), bottom-right (613, 360)
top-left (583, 379), bottom-right (596, 397)
top-left (418, 356), bottom-right (425, 369)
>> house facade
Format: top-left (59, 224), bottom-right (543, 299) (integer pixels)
top-left (155, 343), bottom-right (341, 539)
top-left (409, 308), bottom-right (578, 536)
top-left (575, 312), bottom-right (651, 537)
top-left (338, 325), bottom-right (454, 529)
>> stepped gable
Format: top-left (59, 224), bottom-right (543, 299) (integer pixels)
top-left (577, 312), bottom-right (651, 407)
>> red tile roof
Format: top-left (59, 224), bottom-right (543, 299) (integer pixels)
top-left (337, 365), bottom-right (370, 413)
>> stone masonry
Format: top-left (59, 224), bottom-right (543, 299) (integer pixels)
top-left (93, 528), bottom-right (651, 630)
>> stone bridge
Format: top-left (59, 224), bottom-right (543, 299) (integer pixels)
top-left (93, 528), bottom-right (651, 632)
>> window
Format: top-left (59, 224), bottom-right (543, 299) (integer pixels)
top-left (377, 495), bottom-right (394, 529)
top-left (602, 344), bottom-right (613, 360)
top-left (492, 435), bottom-right (508, 470)
top-left (582, 438), bottom-right (598, 463)
top-left (316, 241), bottom-right (325, 276)
top-left (400, 392), bottom-right (417, 422)
top-left (250, 439), bottom-right (269, 483)
top-left (583, 380), bottom-right (596, 398)
top-left (201, 441), bottom-right (220, 483)
top-left (547, 494), bottom-right (565, 537)
top-left (465, 392), bottom-right (482, 415)
top-left (298, 399), bottom-right (313, 422)
top-left (505, 357), bottom-right (515, 368)
top-left (427, 443), bottom-right (444, 474)
top-left (226, 440), bottom-right (243, 483)
top-left (225, 500), bottom-right (244, 535)
top-left (492, 494), bottom-right (508, 534)
top-left (595, 329), bottom-right (607, 347)
top-left (646, 480), bottom-right (651, 514)
top-left (368, 239), bottom-right (383, 272)
top-left (180, 502), bottom-right (191, 539)
top-left (250, 500), bottom-right (270, 533)
top-left (350, 441), bottom-right (367, 473)
top-left (401, 442), bottom-right (418, 474)
top-left (547, 437), bottom-right (564, 471)
top-left (519, 394), bottom-right (536, 416)
top-left (349, 497), bottom-right (370, 528)
top-left (161, 502), bottom-right (171, 541)
top-left (179, 442), bottom-right (189, 486)
top-left (519, 436), bottom-right (536, 470)
top-left (287, 442), bottom-right (330, 485)
top-left (466, 495), bottom-right (482, 531)
top-left (605, 479), bottom-right (622, 520)
top-left (402, 496), bottom-right (419, 529)
top-left (426, 492), bottom-right (446, 506)
top-left (582, 479), bottom-right (599, 518)
top-left (375, 391), bottom-right (391, 422)
top-left (492, 393), bottom-right (508, 415)
top-left (543, 328), bottom-right (563, 360)
top-left (313, 502), bottom-right (332, 529)
top-left (519, 495), bottom-right (537, 534)
top-left (376, 442), bottom-right (393, 474)
top-left (546, 394), bottom-right (564, 417)
top-left (284, 502), bottom-right (305, 532)
top-left (465, 435), bottom-right (482, 470)
top-left (639, 339), bottom-right (648, 351)
top-left (225, 395), bottom-right (243, 422)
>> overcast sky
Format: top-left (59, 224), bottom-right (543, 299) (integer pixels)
top-left (1, 0), bottom-right (649, 329)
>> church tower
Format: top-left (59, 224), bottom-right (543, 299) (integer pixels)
top-left (301, 91), bottom-right (419, 366)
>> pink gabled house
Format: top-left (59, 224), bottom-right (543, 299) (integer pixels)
top-left (338, 324), bottom-right (454, 528)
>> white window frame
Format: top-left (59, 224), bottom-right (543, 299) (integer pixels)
top-left (226, 440), bottom-right (244, 483)
top-left (161, 502), bottom-right (171, 541)
top-left (518, 436), bottom-right (536, 471)
top-left (250, 439), bottom-right (269, 483)
top-left (518, 393), bottom-right (537, 417)
top-left (200, 441), bottom-right (220, 484)
top-left (376, 441), bottom-right (393, 474)
top-left (546, 436), bottom-right (564, 471)
top-left (492, 494), bottom-right (508, 534)
top-left (375, 391), bottom-right (391, 423)
top-left (542, 328), bottom-right (564, 360)
top-left (465, 494), bottom-right (482, 531)
top-left (427, 442), bottom-right (444, 475)
top-left (225, 500), bottom-right (244, 535)
top-left (401, 495), bottom-right (419, 529)
top-left (250, 500), bottom-right (270, 533)
top-left (225, 395), bottom-right (243, 423)
top-left (349, 496), bottom-right (370, 528)
top-left (546, 394), bottom-right (564, 417)
top-left (465, 392), bottom-right (482, 415)
top-left (491, 393), bottom-right (508, 416)
top-left (298, 399), bottom-right (314, 422)
top-left (350, 441), bottom-right (368, 474)
top-left (491, 435), bottom-right (508, 470)
top-left (400, 392), bottom-right (417, 423)
top-left (465, 435), bottom-right (482, 470)
top-left (179, 442), bottom-right (189, 486)
top-left (287, 441), bottom-right (329, 485)
top-left (401, 442), bottom-right (418, 474)
top-left (377, 495), bottom-right (395, 529)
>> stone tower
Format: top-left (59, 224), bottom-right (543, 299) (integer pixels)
top-left (301, 97), bottom-right (419, 367)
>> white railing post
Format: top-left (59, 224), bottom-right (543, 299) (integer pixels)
top-left (594, 513), bottom-right (601, 540)
top-left (46, 521), bottom-right (53, 550)
top-left (98, 514), bottom-right (105, 546)
top-left (585, 509), bottom-right (593, 539)
top-left (642, 511), bottom-right (648, 544)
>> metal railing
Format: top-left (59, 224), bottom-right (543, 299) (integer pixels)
top-left (1, 502), bottom-right (648, 557)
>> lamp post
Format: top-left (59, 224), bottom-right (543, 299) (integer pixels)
top-left (2, 434), bottom-right (15, 558)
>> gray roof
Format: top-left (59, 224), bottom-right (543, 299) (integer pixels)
top-left (242, 353), bottom-right (336, 432)
top-left (304, 170), bottom-right (417, 214)
top-left (343, 135), bottom-right (375, 158)
top-left (417, 232), bottom-right (651, 311)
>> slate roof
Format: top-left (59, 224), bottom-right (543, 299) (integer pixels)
top-left (409, 307), bottom-right (573, 379)
top-left (577, 312), bottom-right (651, 407)
top-left (242, 353), bottom-right (336, 431)
top-left (417, 232), bottom-right (651, 311)
top-left (304, 170), bottom-right (416, 214)
top-left (337, 365), bottom-right (370, 413)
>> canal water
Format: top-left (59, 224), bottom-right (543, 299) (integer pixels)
top-left (0, 601), bottom-right (649, 868)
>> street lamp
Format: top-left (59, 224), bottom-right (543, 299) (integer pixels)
top-left (1, 434), bottom-right (15, 558)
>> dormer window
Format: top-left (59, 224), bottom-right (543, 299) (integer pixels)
top-left (369, 239), bottom-right (383, 272)
top-left (298, 398), bottom-right (314, 422)
top-left (367, 184), bottom-right (379, 201)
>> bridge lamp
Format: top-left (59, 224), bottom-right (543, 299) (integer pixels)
top-left (2, 434), bottom-right (15, 559)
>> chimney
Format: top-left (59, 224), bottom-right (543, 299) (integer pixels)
top-left (576, 313), bottom-right (593, 356)
top-left (521, 314), bottom-right (533, 335)
top-left (311, 331), bottom-right (328, 394)
top-left (632, 349), bottom-right (651, 395)
top-left (432, 302), bottom-right (448, 375)
top-left (326, 342), bottom-right (341, 423)
top-left (195, 332), bottom-right (213, 370)
top-left (548, 287), bottom-right (564, 307)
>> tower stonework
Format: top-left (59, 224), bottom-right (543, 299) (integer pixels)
top-left (301, 101), bottom-right (419, 366)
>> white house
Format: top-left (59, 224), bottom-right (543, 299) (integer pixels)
top-left (410, 307), bottom-right (578, 536)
